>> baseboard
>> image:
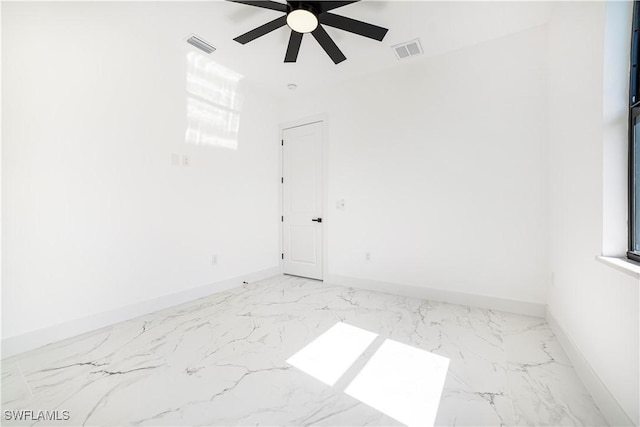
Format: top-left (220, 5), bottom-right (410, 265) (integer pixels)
top-left (546, 307), bottom-right (636, 427)
top-left (1, 267), bottom-right (280, 359)
top-left (324, 274), bottom-right (545, 317)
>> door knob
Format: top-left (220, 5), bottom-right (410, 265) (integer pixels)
top-left (311, 218), bottom-right (323, 223)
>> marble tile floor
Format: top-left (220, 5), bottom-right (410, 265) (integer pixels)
top-left (1, 275), bottom-right (606, 426)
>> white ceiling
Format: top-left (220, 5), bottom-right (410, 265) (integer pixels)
top-left (121, 1), bottom-right (555, 99)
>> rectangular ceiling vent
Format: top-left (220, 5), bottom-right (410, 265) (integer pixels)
top-left (187, 34), bottom-right (216, 54)
top-left (392, 39), bottom-right (423, 60)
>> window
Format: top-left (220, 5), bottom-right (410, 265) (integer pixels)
top-left (629, 0), bottom-right (640, 261)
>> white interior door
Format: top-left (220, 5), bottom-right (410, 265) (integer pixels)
top-left (282, 121), bottom-right (323, 280)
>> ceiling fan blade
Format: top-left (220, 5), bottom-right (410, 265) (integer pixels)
top-left (227, 0), bottom-right (287, 12)
top-left (311, 25), bottom-right (346, 64)
top-left (312, 1), bottom-right (360, 13)
top-left (319, 13), bottom-right (388, 41)
top-left (284, 31), bottom-right (303, 62)
top-left (234, 15), bottom-right (288, 44)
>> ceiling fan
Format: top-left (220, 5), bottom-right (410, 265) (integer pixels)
top-left (228, 1), bottom-right (389, 64)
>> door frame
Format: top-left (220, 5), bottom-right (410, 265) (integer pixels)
top-left (279, 114), bottom-right (329, 280)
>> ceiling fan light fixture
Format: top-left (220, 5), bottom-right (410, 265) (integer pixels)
top-left (286, 9), bottom-right (318, 34)
top-left (230, 0), bottom-right (389, 65)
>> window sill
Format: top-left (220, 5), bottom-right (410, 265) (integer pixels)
top-left (596, 256), bottom-right (640, 278)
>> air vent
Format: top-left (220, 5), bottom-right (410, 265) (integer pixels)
top-left (392, 39), bottom-right (423, 60)
top-left (187, 35), bottom-right (216, 54)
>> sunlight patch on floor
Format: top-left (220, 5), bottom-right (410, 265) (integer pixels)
top-left (345, 338), bottom-right (450, 426)
top-left (288, 322), bottom-right (450, 426)
top-left (286, 322), bottom-right (378, 386)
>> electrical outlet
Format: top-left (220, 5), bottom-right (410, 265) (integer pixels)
top-left (212, 255), bottom-right (218, 265)
top-left (182, 155), bottom-right (190, 167)
top-left (365, 252), bottom-right (371, 261)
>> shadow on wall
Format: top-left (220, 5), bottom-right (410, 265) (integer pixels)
top-left (185, 52), bottom-right (244, 150)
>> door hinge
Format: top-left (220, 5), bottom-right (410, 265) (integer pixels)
top-left (281, 140), bottom-right (284, 146)
top-left (281, 216), bottom-right (284, 222)
top-left (281, 253), bottom-right (284, 260)
top-left (281, 177), bottom-right (283, 184)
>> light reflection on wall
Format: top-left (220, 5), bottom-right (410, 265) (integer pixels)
top-left (185, 52), bottom-right (243, 150)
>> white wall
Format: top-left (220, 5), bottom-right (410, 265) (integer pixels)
top-left (2, 2), bottom-right (280, 344)
top-left (547, 1), bottom-right (639, 424)
top-left (281, 25), bottom-right (550, 307)
top-left (280, 7), bottom-right (639, 420)
top-left (4, 1), bottom-right (637, 421)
